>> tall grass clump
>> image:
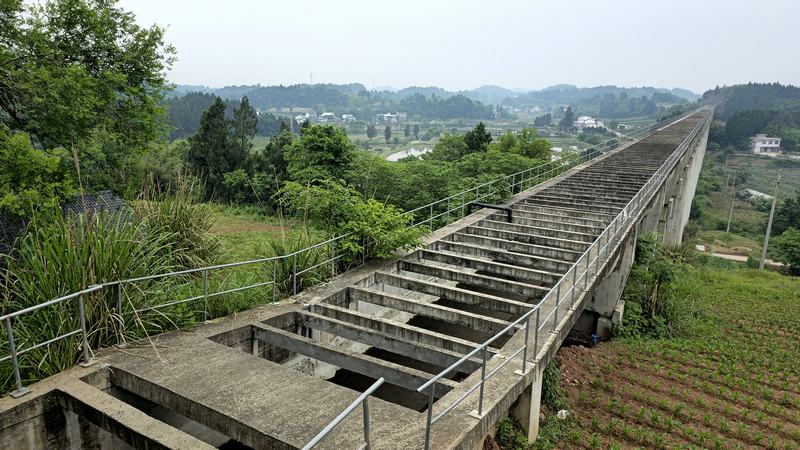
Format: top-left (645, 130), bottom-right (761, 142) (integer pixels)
top-left (260, 233), bottom-right (332, 295)
top-left (0, 180), bottom-right (219, 393)
top-left (135, 179), bottom-right (218, 270)
top-left (0, 211), bottom-right (178, 390)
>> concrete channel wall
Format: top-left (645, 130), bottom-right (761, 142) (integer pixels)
top-left (0, 111), bottom-right (711, 450)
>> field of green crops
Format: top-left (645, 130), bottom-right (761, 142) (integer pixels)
top-left (552, 264), bottom-right (800, 449)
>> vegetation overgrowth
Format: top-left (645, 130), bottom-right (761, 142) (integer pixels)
top-left (552, 259), bottom-right (800, 449)
top-left (495, 242), bottom-right (800, 449)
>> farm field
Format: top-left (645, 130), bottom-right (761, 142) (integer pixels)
top-left (550, 265), bottom-right (800, 449)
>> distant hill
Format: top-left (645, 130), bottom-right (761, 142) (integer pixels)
top-left (700, 82), bottom-right (800, 120)
top-left (392, 86), bottom-right (450, 98)
top-left (700, 82), bottom-right (800, 153)
top-left (461, 85), bottom-right (519, 103)
top-left (506, 85), bottom-right (696, 106)
top-left (170, 82), bottom-right (697, 107)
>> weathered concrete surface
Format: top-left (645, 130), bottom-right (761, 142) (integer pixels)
top-left (0, 111), bottom-right (711, 450)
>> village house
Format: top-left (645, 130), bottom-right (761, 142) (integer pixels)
top-left (750, 134), bottom-right (782, 156)
top-left (573, 115), bottom-right (605, 131)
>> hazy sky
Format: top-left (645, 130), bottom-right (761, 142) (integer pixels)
top-left (118, 0), bottom-right (800, 94)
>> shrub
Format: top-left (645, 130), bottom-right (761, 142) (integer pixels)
top-left (279, 179), bottom-right (423, 264)
top-left (616, 234), bottom-right (702, 338)
top-left (495, 417), bottom-right (529, 450)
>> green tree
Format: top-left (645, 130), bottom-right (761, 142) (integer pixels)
top-left (366, 124), bottom-right (377, 139)
top-left (231, 96), bottom-right (258, 154)
top-left (559, 106), bottom-right (575, 130)
top-left (515, 128), bottom-right (552, 159)
top-left (774, 190), bottom-right (800, 235)
top-left (427, 134), bottom-right (468, 162)
top-left (187, 98), bottom-right (242, 198)
top-left (463, 121), bottom-right (492, 153)
top-left (534, 113), bottom-right (552, 127)
top-left (384, 125), bottom-right (392, 142)
top-left (404, 124), bottom-right (411, 137)
top-left (772, 228), bottom-right (800, 275)
top-left (0, 0), bottom-right (175, 189)
top-left (284, 125), bottom-right (356, 184)
top-left (0, 126), bottom-right (73, 216)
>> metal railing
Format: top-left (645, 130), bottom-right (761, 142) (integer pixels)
top-left (0, 285), bottom-right (102, 398)
top-left (0, 113), bottom-right (684, 398)
top-left (416, 110), bottom-right (710, 449)
top-left (302, 377), bottom-right (385, 450)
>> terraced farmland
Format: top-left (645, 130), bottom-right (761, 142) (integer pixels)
top-left (553, 266), bottom-right (800, 449)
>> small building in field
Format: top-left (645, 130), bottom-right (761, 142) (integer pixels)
top-left (573, 115), bottom-right (604, 131)
top-left (750, 134), bottom-right (781, 155)
top-left (319, 112), bottom-right (337, 123)
top-left (341, 114), bottom-right (357, 123)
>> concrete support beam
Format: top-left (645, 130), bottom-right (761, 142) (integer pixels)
top-left (399, 260), bottom-right (547, 300)
top-left (252, 324), bottom-right (458, 394)
top-left (300, 312), bottom-right (482, 372)
top-left (465, 226), bottom-right (590, 252)
top-left (375, 271), bottom-right (534, 315)
top-left (451, 233), bottom-right (582, 263)
top-left (494, 215), bottom-right (605, 236)
top-left (435, 240), bottom-right (572, 274)
top-left (477, 219), bottom-right (596, 243)
top-left (419, 249), bottom-right (561, 286)
top-left (348, 286), bottom-right (515, 334)
top-left (495, 210), bottom-right (607, 230)
top-left (310, 303), bottom-right (484, 354)
top-left (511, 204), bottom-right (614, 223)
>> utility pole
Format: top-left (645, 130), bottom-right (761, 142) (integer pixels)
top-left (759, 172), bottom-right (782, 270)
top-left (726, 170), bottom-right (737, 233)
top-left (723, 168), bottom-right (732, 197)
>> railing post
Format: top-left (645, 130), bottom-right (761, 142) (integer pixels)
top-left (571, 265), bottom-right (577, 304)
top-left (362, 235), bottom-right (367, 265)
top-left (5, 317), bottom-right (29, 397)
top-left (203, 269), bottom-right (209, 320)
top-left (329, 244), bottom-right (336, 280)
top-left (362, 396), bottom-right (371, 450)
top-left (460, 192), bottom-right (466, 218)
top-left (553, 283), bottom-right (561, 331)
top-left (594, 242), bottom-right (600, 276)
top-left (116, 283), bottom-right (125, 347)
top-left (533, 308), bottom-right (540, 356)
top-left (477, 346), bottom-right (488, 417)
top-left (423, 385), bottom-right (436, 450)
top-left (517, 314), bottom-right (530, 375)
top-left (584, 254), bottom-right (590, 291)
top-left (292, 253), bottom-right (298, 295)
top-left (429, 203), bottom-right (434, 232)
top-left (272, 259), bottom-right (278, 303)
top-left (78, 294), bottom-right (92, 367)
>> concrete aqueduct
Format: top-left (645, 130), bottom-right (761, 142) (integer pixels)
top-left (0, 110), bottom-right (711, 449)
